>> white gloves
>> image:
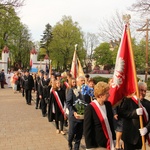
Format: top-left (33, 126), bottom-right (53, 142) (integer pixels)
top-left (139, 127), bottom-right (148, 136)
top-left (136, 108), bottom-right (143, 115)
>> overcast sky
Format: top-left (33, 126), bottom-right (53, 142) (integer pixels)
top-left (18, 0), bottom-right (137, 42)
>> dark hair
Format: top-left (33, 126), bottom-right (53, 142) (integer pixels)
top-left (85, 74), bottom-right (90, 78)
top-left (88, 78), bottom-right (96, 84)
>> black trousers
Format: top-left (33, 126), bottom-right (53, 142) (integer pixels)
top-left (1, 80), bottom-right (4, 88)
top-left (68, 120), bottom-right (83, 150)
top-left (36, 92), bottom-right (40, 108)
top-left (124, 139), bottom-right (142, 150)
top-left (55, 120), bottom-right (64, 131)
top-left (41, 98), bottom-right (47, 115)
top-left (25, 89), bottom-right (32, 104)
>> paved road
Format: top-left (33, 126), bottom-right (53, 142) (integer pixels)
top-left (0, 87), bottom-right (71, 150)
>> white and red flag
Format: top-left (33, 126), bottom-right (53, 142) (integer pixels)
top-left (70, 49), bottom-right (78, 78)
top-left (108, 25), bottom-right (137, 106)
top-left (70, 48), bottom-right (84, 78)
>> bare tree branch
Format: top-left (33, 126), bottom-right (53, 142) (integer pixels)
top-left (0, 0), bottom-right (24, 9)
top-left (130, 0), bottom-right (150, 16)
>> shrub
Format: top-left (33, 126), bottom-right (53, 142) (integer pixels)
top-left (92, 76), bottom-right (109, 84)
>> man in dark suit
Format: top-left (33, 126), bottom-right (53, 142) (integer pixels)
top-left (39, 72), bottom-right (50, 117)
top-left (66, 76), bottom-right (85, 150)
top-left (119, 82), bottom-right (150, 150)
top-left (22, 69), bottom-right (34, 105)
top-left (35, 70), bottom-right (44, 109)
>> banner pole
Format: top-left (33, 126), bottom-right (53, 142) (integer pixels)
top-left (124, 14), bottom-right (146, 150)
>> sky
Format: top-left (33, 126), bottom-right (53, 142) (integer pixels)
top-left (18, 0), bottom-right (137, 42)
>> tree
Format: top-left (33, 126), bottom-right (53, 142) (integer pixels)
top-left (49, 16), bottom-right (85, 71)
top-left (0, 6), bottom-right (21, 48)
top-left (0, 5), bottom-right (33, 69)
top-left (40, 23), bottom-right (53, 56)
top-left (130, 0), bottom-right (150, 16)
top-left (83, 32), bottom-right (99, 72)
top-left (0, 0), bottom-right (24, 9)
top-left (93, 42), bottom-right (113, 70)
top-left (98, 11), bottom-right (125, 43)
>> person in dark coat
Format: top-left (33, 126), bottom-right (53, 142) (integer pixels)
top-left (84, 81), bottom-right (116, 150)
top-left (22, 69), bottom-right (34, 105)
top-left (0, 69), bottom-right (5, 88)
top-left (39, 72), bottom-right (50, 117)
top-left (48, 79), bottom-right (66, 134)
top-left (35, 70), bottom-right (44, 109)
top-left (119, 81), bottom-right (150, 150)
top-left (20, 70), bottom-right (26, 97)
top-left (137, 82), bottom-right (150, 146)
top-left (66, 76), bottom-right (85, 150)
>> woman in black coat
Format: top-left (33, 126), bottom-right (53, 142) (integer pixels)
top-left (48, 80), bottom-right (66, 135)
top-left (84, 82), bottom-right (116, 150)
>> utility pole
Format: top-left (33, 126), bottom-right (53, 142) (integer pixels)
top-left (137, 19), bottom-right (150, 82)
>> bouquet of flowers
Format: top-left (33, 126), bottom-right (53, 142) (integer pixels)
top-left (73, 99), bottom-right (88, 119)
top-left (81, 84), bottom-right (94, 97)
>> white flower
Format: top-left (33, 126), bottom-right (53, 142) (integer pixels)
top-left (73, 88), bottom-right (80, 97)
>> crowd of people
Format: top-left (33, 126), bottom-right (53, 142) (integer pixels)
top-left (1, 68), bottom-right (150, 150)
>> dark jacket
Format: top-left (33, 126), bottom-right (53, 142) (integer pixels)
top-left (39, 78), bottom-right (50, 99)
top-left (22, 75), bottom-right (34, 90)
top-left (84, 101), bottom-right (116, 149)
top-left (66, 87), bottom-right (84, 122)
top-left (118, 97), bottom-right (142, 147)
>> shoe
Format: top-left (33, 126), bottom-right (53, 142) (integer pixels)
top-left (42, 114), bottom-right (46, 117)
top-left (60, 131), bottom-right (66, 135)
top-left (28, 103), bottom-right (31, 105)
top-left (35, 107), bottom-right (38, 109)
top-left (56, 130), bottom-right (60, 134)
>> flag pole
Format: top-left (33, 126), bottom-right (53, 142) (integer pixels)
top-left (123, 14), bottom-right (146, 150)
top-left (49, 60), bottom-right (52, 78)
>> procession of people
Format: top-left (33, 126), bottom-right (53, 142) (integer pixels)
top-left (1, 67), bottom-right (150, 150)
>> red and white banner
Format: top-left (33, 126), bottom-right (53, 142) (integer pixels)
top-left (108, 25), bottom-right (136, 106)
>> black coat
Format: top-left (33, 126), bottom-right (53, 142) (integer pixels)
top-left (84, 101), bottom-right (116, 149)
top-left (141, 98), bottom-right (150, 135)
top-left (48, 88), bottom-right (66, 122)
top-left (35, 76), bottom-right (43, 92)
top-left (118, 97), bottom-right (143, 147)
top-left (23, 75), bottom-right (34, 90)
top-left (39, 78), bottom-right (50, 99)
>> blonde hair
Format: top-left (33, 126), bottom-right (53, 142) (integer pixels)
top-left (94, 81), bottom-right (109, 98)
